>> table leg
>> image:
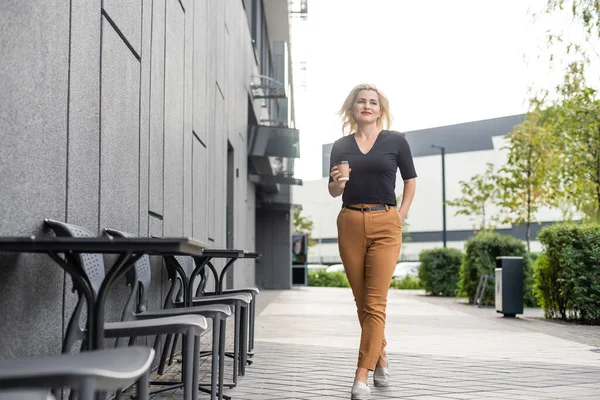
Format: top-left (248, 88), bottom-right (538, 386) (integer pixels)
top-left (94, 252), bottom-right (143, 349)
top-left (218, 258), bottom-right (239, 294)
top-left (47, 252), bottom-right (97, 350)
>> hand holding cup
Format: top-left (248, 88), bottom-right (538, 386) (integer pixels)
top-left (330, 160), bottom-right (351, 189)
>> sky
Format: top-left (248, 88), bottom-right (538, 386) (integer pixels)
top-left (290, 0), bottom-right (596, 181)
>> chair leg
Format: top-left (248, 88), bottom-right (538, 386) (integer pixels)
top-left (240, 306), bottom-right (248, 376)
top-left (232, 304), bottom-right (240, 386)
top-left (79, 377), bottom-right (96, 400)
top-left (169, 333), bottom-right (180, 365)
top-left (193, 335), bottom-right (200, 400)
top-left (249, 296), bottom-right (256, 352)
top-left (210, 316), bottom-right (220, 400)
top-left (136, 371), bottom-right (150, 400)
top-left (218, 318), bottom-right (226, 400)
top-left (158, 333), bottom-right (174, 375)
top-left (183, 329), bottom-right (195, 400)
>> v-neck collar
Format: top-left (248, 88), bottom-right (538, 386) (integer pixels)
top-left (352, 130), bottom-right (385, 155)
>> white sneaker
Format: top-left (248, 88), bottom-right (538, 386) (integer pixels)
top-left (373, 362), bottom-right (390, 387)
top-left (350, 381), bottom-right (370, 400)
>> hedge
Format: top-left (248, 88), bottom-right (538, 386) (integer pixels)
top-left (390, 275), bottom-right (422, 290)
top-left (534, 223), bottom-right (600, 324)
top-left (418, 248), bottom-right (463, 296)
top-left (307, 270), bottom-right (422, 290)
top-left (307, 270), bottom-right (349, 287)
top-left (458, 231), bottom-right (536, 306)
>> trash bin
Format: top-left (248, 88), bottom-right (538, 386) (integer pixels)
top-left (495, 256), bottom-right (524, 317)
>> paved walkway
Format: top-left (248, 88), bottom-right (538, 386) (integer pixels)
top-left (147, 287), bottom-right (600, 399)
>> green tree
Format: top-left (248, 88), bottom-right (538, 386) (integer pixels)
top-left (496, 112), bottom-right (556, 252)
top-left (293, 207), bottom-right (316, 246)
top-left (528, 2), bottom-right (600, 221)
top-left (545, 84), bottom-right (600, 222)
top-left (446, 163), bottom-right (499, 231)
top-left (535, 1), bottom-right (600, 69)
top-left (545, 1), bottom-right (600, 40)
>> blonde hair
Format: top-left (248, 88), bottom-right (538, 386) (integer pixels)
top-left (338, 83), bottom-right (392, 136)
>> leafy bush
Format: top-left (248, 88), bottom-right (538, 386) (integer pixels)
top-left (307, 270), bottom-right (422, 290)
top-left (418, 248), bottom-right (463, 296)
top-left (307, 270), bottom-right (349, 287)
top-left (390, 275), bottom-right (422, 290)
top-left (458, 231), bottom-right (536, 306)
top-left (534, 223), bottom-right (600, 324)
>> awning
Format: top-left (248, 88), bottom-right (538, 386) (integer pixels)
top-left (248, 125), bottom-right (302, 194)
top-left (249, 125), bottom-right (299, 159)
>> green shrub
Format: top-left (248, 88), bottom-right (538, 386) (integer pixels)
top-left (307, 270), bottom-right (422, 290)
top-left (458, 231), bottom-right (536, 306)
top-left (532, 253), bottom-right (563, 318)
top-left (390, 275), bottom-right (422, 290)
top-left (534, 223), bottom-right (600, 324)
top-left (307, 270), bottom-right (350, 287)
top-left (418, 248), bottom-right (463, 296)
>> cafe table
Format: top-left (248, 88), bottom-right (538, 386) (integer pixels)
top-left (0, 236), bottom-right (209, 350)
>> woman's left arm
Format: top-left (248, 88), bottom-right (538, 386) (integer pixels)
top-left (397, 178), bottom-right (416, 223)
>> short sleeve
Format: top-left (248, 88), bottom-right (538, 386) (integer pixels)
top-left (397, 133), bottom-right (417, 180)
top-left (328, 141), bottom-right (341, 183)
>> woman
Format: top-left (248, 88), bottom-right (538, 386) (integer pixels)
top-left (328, 84), bottom-right (417, 399)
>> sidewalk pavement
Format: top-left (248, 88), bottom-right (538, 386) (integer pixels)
top-left (149, 287), bottom-right (600, 399)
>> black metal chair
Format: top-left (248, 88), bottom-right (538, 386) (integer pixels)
top-left (43, 220), bottom-right (213, 400)
top-left (194, 260), bottom-right (260, 367)
top-left (103, 228), bottom-right (232, 400)
top-left (162, 255), bottom-right (252, 387)
top-left (0, 347), bottom-right (154, 400)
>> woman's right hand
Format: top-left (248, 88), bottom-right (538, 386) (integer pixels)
top-left (330, 165), bottom-right (349, 190)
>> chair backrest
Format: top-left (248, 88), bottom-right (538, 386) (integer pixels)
top-left (161, 256), bottom-right (192, 306)
top-left (43, 219), bottom-right (105, 294)
top-left (102, 228), bottom-right (152, 317)
top-left (43, 219), bottom-right (107, 353)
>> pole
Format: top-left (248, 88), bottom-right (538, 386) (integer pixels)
top-left (441, 147), bottom-right (447, 248)
top-left (432, 145), bottom-right (447, 248)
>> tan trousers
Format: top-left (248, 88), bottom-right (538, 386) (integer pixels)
top-left (337, 204), bottom-right (402, 371)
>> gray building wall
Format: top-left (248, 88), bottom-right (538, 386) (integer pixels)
top-left (0, 0), bottom-right (261, 358)
top-left (256, 208), bottom-right (293, 289)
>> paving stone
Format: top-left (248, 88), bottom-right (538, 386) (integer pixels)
top-left (122, 287), bottom-right (600, 399)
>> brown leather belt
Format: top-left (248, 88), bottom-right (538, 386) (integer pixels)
top-left (342, 204), bottom-right (388, 212)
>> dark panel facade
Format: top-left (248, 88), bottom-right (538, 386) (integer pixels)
top-left (0, 0), bottom-right (264, 360)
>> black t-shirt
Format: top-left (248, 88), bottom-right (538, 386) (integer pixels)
top-left (328, 130), bottom-right (417, 206)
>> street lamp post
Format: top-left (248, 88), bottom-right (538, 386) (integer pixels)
top-left (431, 145), bottom-right (447, 248)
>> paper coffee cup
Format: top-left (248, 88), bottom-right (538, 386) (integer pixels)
top-left (336, 161), bottom-right (350, 181)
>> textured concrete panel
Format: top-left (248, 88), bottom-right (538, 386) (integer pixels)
top-left (65, 0), bottom-right (102, 336)
top-left (99, 18), bottom-right (141, 233)
top-left (213, 87), bottom-right (226, 248)
top-left (193, 0), bottom-right (208, 144)
top-left (103, 0), bottom-right (142, 56)
top-left (0, 0), bottom-right (69, 357)
top-left (146, 216), bottom-right (165, 366)
top-left (163, 1), bottom-right (185, 236)
top-left (138, 0), bottom-right (153, 236)
top-left (192, 138), bottom-right (208, 243)
top-left (66, 0), bottom-right (101, 231)
top-left (183, 1), bottom-right (194, 237)
top-left (148, 0), bottom-right (166, 216)
top-left (213, 0), bottom-right (225, 94)
top-left (99, 17), bottom-right (142, 329)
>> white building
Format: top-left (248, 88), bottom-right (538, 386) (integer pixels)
top-left (293, 114), bottom-right (567, 264)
